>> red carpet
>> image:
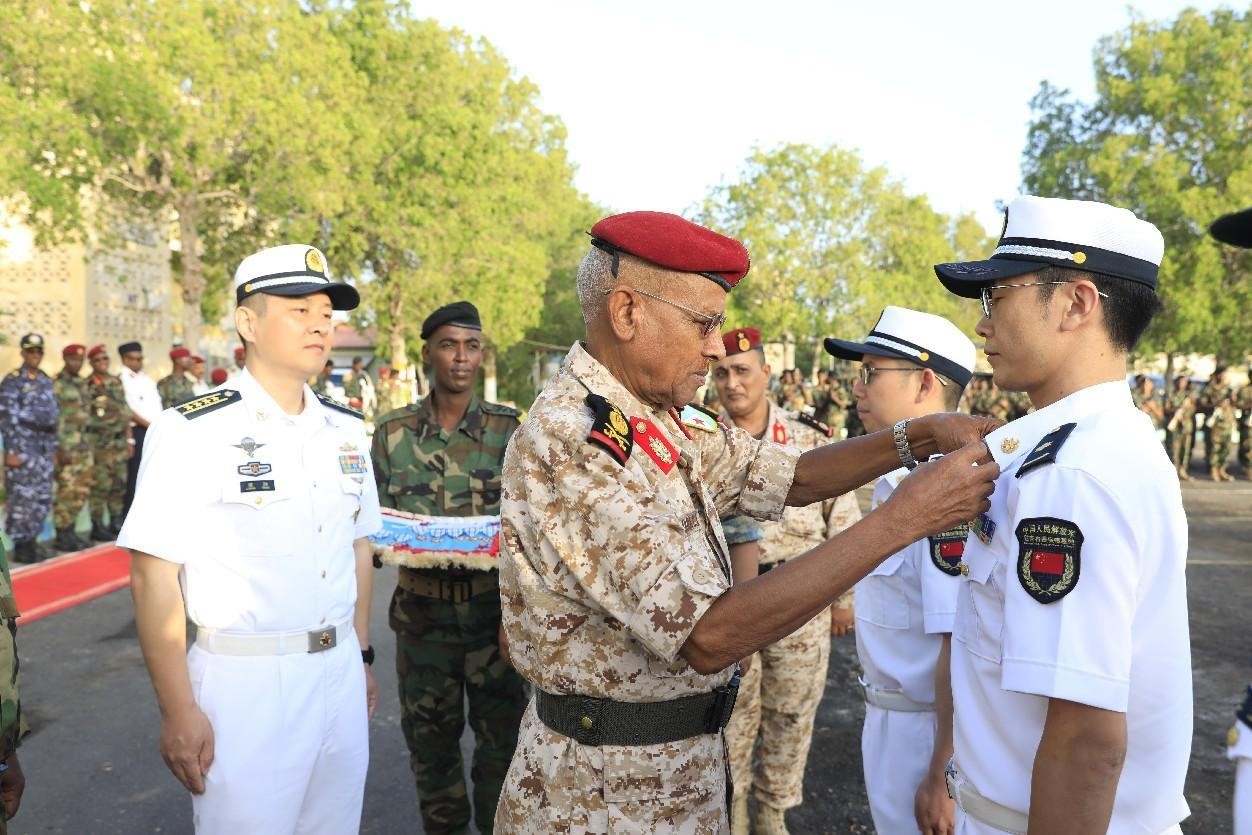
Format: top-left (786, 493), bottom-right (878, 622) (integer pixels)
top-left (11, 545), bottom-right (131, 625)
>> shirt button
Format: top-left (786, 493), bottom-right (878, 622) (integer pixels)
top-left (692, 567), bottom-right (710, 584)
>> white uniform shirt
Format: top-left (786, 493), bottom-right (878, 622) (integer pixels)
top-left (855, 467), bottom-right (962, 705)
top-left (118, 369), bottom-right (383, 634)
top-left (120, 366), bottom-right (162, 425)
top-left (951, 380), bottom-right (1191, 833)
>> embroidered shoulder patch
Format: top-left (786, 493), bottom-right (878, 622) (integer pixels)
top-left (679, 403), bottom-right (721, 433)
top-left (1015, 517), bottom-right (1082, 603)
top-left (928, 523), bottom-right (970, 576)
top-left (585, 393), bottom-right (633, 466)
top-left (796, 411), bottom-right (833, 438)
top-left (174, 389), bottom-right (241, 420)
top-left (317, 392), bottom-right (363, 419)
top-left (1015, 422), bottom-right (1077, 478)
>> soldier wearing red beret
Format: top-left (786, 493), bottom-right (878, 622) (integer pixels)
top-left (84, 344), bottom-right (132, 541)
top-left (157, 347), bottom-right (197, 408)
top-left (495, 211), bottom-right (1001, 833)
top-left (52, 344), bottom-right (93, 551)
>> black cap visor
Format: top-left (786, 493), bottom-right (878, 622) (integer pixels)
top-left (933, 258), bottom-right (1052, 299)
top-left (1211, 207), bottom-right (1252, 248)
top-left (238, 280), bottom-right (360, 311)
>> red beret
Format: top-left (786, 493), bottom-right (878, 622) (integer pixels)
top-left (210, 368), bottom-right (229, 385)
top-left (590, 211), bottom-right (750, 290)
top-left (234, 346), bottom-right (246, 359)
top-left (87, 344), bottom-right (108, 359)
top-left (721, 327), bottom-right (762, 356)
top-left (170, 347), bottom-right (191, 360)
top-left (62, 344), bottom-right (86, 358)
top-left (191, 355), bottom-right (205, 364)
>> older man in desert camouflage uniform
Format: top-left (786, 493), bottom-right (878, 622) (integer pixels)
top-left (713, 327), bottom-right (860, 834)
top-left (494, 211), bottom-right (1000, 833)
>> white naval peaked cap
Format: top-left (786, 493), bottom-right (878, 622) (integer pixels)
top-left (234, 244), bottom-right (360, 311)
top-left (824, 306), bottom-right (977, 387)
top-left (934, 195), bottom-right (1164, 299)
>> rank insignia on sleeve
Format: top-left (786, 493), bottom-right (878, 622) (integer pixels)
top-left (928, 523), bottom-right (970, 576)
top-left (973, 513), bottom-right (997, 545)
top-left (585, 393), bottom-right (633, 466)
top-left (1015, 517), bottom-right (1082, 603)
top-left (632, 416), bottom-right (678, 475)
top-left (1015, 423), bottom-right (1077, 479)
top-left (679, 402), bottom-right (722, 433)
top-left (796, 411), bottom-right (833, 438)
top-left (175, 389), bottom-right (241, 419)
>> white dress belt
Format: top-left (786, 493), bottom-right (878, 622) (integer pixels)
top-left (194, 618), bottom-right (354, 656)
top-left (858, 677), bottom-right (933, 712)
top-left (945, 759), bottom-right (1028, 834)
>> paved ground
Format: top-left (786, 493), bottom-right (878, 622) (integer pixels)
top-left (7, 471), bottom-right (1249, 833)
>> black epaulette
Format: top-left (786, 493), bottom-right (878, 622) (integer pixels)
top-left (1239, 686), bottom-right (1252, 728)
top-left (174, 389), bottom-right (241, 420)
top-left (1016, 422), bottom-right (1077, 479)
top-left (317, 392), bottom-right (363, 419)
top-left (481, 401), bottom-right (522, 420)
top-left (796, 411), bottom-right (834, 438)
top-left (585, 393), bottom-right (633, 466)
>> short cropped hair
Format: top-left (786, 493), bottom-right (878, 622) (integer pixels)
top-left (1034, 266), bottom-right (1161, 352)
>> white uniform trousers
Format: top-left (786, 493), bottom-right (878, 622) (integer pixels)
top-left (1236, 757), bottom-right (1252, 835)
top-left (187, 633), bottom-right (369, 835)
top-left (861, 703), bottom-right (934, 835)
top-left (955, 808), bottom-right (1187, 834)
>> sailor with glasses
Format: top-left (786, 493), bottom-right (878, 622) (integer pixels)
top-left (933, 196), bottom-right (1191, 835)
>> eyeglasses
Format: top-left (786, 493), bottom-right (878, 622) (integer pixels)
top-left (979, 281), bottom-right (1109, 319)
top-left (858, 365), bottom-right (947, 386)
top-left (606, 286), bottom-right (727, 338)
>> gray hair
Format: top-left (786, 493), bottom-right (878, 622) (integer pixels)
top-left (575, 247), bottom-right (618, 324)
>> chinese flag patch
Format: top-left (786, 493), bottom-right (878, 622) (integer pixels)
top-left (1015, 517), bottom-right (1083, 603)
top-left (927, 523), bottom-right (970, 576)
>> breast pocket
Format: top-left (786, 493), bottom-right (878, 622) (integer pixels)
top-left (855, 554), bottom-right (910, 630)
top-left (221, 479), bottom-right (294, 557)
top-left (957, 561), bottom-right (1006, 664)
top-left (470, 471), bottom-right (502, 514)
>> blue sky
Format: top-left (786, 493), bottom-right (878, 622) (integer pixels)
top-left (416, 1), bottom-right (1230, 232)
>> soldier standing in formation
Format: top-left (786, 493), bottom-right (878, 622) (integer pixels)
top-left (157, 347), bottom-right (196, 409)
top-left (1131, 375), bottom-right (1164, 432)
top-left (1164, 375), bottom-right (1196, 481)
top-left (119, 341), bottom-right (160, 518)
top-left (85, 345), bottom-right (132, 540)
top-left (370, 301), bottom-right (527, 834)
top-left (493, 211), bottom-right (997, 832)
top-left (1, 334), bottom-right (59, 564)
top-left (712, 327), bottom-right (862, 835)
top-left (1236, 371), bottom-right (1252, 479)
top-left (226, 346), bottom-right (246, 382)
top-left (311, 360), bottom-right (334, 396)
top-left (0, 539), bottom-right (27, 833)
top-left (1207, 377), bottom-right (1237, 482)
top-left (52, 344), bottom-right (92, 552)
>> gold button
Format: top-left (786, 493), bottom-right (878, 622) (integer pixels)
top-left (918, 351), bottom-right (929, 361)
top-left (580, 716), bottom-right (594, 729)
top-left (254, 496), bottom-right (262, 505)
top-left (1072, 251), bottom-right (1087, 264)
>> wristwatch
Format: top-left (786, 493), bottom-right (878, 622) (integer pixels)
top-left (893, 418), bottom-right (919, 470)
top-left (361, 645), bottom-right (375, 666)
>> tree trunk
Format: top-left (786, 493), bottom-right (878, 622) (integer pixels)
top-left (176, 193), bottom-right (205, 352)
top-left (483, 342), bottom-right (498, 403)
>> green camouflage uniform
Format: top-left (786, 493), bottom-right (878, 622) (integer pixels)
top-left (371, 394), bottom-right (527, 834)
top-left (342, 371), bottom-right (363, 402)
top-left (1164, 387), bottom-right (1196, 472)
top-left (311, 371), bottom-right (332, 396)
top-left (815, 379), bottom-right (850, 438)
top-left (0, 540), bottom-right (26, 835)
top-left (1131, 387), bottom-right (1163, 430)
top-left (86, 372), bottom-right (130, 527)
top-left (1209, 399), bottom-right (1237, 473)
top-left (155, 372), bottom-right (195, 410)
top-left (1199, 381), bottom-right (1234, 470)
top-left (52, 369), bottom-right (93, 530)
top-left (1235, 385), bottom-right (1252, 472)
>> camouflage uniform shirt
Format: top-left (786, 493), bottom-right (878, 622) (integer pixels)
top-left (156, 372), bottom-right (196, 410)
top-left (496, 342), bottom-right (799, 833)
top-left (53, 369), bottom-right (90, 454)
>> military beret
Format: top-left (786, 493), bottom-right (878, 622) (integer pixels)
top-left (722, 327), bottom-right (762, 356)
top-left (63, 344), bottom-right (86, 358)
top-left (1211, 207), bottom-right (1252, 248)
top-left (19, 333), bottom-right (44, 351)
top-left (118, 341), bottom-right (142, 356)
top-left (589, 211), bottom-right (750, 290)
top-left (191, 355), bottom-right (205, 364)
top-left (421, 301), bottom-right (482, 340)
top-left (234, 346), bottom-right (246, 360)
top-left (170, 347), bottom-right (191, 361)
top-left (234, 244), bottom-right (359, 311)
top-left (210, 368), bottom-right (229, 386)
top-left (87, 344), bottom-right (108, 359)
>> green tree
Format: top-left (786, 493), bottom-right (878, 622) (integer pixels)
top-left (324, 1), bottom-right (585, 384)
top-left (698, 143), bottom-right (989, 374)
top-left (0, 0), bottom-right (364, 350)
top-left (1022, 7), bottom-right (1252, 364)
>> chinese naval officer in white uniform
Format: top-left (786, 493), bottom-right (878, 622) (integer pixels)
top-left (824, 306), bottom-right (976, 835)
top-left (932, 196), bottom-right (1191, 834)
top-left (122, 244), bottom-right (383, 834)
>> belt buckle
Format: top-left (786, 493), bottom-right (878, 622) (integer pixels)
top-left (441, 579), bottom-right (471, 603)
top-left (706, 670), bottom-right (741, 734)
top-left (307, 626), bottom-right (337, 653)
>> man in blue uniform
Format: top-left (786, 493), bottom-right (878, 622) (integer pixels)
top-left (1, 334), bottom-right (59, 564)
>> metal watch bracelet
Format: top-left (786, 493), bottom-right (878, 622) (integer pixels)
top-left (893, 418), bottom-right (919, 470)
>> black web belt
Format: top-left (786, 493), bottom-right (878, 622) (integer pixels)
top-left (534, 669), bottom-right (741, 747)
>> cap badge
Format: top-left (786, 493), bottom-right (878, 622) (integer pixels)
top-left (737, 331), bottom-right (750, 352)
top-left (1072, 251), bottom-right (1087, 265)
top-left (918, 351), bottom-right (930, 362)
top-left (306, 248), bottom-right (325, 274)
top-left (1000, 438), bottom-right (1019, 454)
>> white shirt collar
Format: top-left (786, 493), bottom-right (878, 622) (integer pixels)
top-left (231, 368), bottom-right (331, 429)
top-left (983, 380), bottom-right (1132, 471)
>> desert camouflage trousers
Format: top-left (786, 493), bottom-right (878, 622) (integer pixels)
top-left (726, 608), bottom-right (830, 810)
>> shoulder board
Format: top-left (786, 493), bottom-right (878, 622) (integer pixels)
top-left (317, 392), bottom-right (363, 419)
top-left (1015, 422), bottom-right (1078, 479)
top-left (1239, 685), bottom-right (1252, 729)
top-left (585, 393), bottom-right (633, 466)
top-left (796, 411), bottom-right (833, 438)
top-left (174, 389), bottom-right (241, 420)
top-left (373, 404), bottom-right (417, 426)
top-left (680, 403), bottom-right (722, 434)
top-left (481, 401), bottom-right (521, 419)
